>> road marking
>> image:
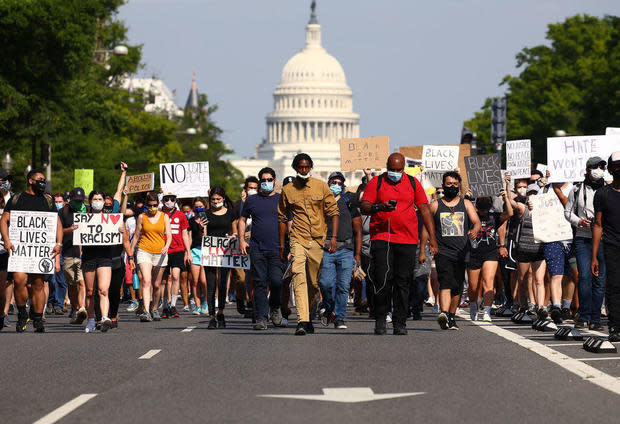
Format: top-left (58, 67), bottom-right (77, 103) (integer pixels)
top-left (458, 312), bottom-right (620, 396)
top-left (259, 387), bottom-right (425, 403)
top-left (545, 343), bottom-right (584, 347)
top-left (181, 326), bottom-right (196, 332)
top-left (577, 357), bottom-right (620, 362)
top-left (139, 349), bottom-right (161, 359)
top-left (33, 394), bottom-right (98, 424)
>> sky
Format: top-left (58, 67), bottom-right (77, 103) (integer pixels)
top-left (118, 0), bottom-right (620, 158)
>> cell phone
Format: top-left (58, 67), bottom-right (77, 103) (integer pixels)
top-left (389, 200), bottom-right (397, 206)
top-left (198, 211), bottom-right (208, 222)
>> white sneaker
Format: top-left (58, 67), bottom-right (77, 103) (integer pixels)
top-left (85, 319), bottom-right (96, 333)
top-left (424, 296), bottom-right (435, 307)
top-left (281, 317), bottom-right (288, 327)
top-left (469, 301), bottom-right (478, 321)
top-left (386, 312), bottom-right (392, 323)
top-left (431, 304), bottom-right (440, 314)
top-left (182, 305), bottom-right (190, 313)
top-left (482, 312), bottom-right (492, 322)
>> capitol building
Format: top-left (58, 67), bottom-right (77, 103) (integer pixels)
top-left (230, 3), bottom-right (363, 183)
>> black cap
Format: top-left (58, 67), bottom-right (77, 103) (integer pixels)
top-left (328, 171), bottom-right (345, 183)
top-left (0, 169), bottom-right (12, 181)
top-left (69, 187), bottom-right (86, 202)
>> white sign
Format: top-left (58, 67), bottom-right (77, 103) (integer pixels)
top-left (160, 161), bottom-right (210, 198)
top-left (531, 192), bottom-right (573, 243)
top-left (7, 211), bottom-right (57, 274)
top-left (421, 145), bottom-right (459, 188)
top-left (547, 135), bottom-right (620, 182)
top-left (606, 127), bottom-right (620, 136)
top-left (506, 139), bottom-right (531, 179)
top-left (201, 236), bottom-right (250, 269)
top-left (73, 214), bottom-right (123, 245)
top-left (536, 163), bottom-right (548, 174)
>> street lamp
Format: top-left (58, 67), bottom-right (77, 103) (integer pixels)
top-left (186, 128), bottom-right (197, 135)
top-left (555, 129), bottom-right (567, 137)
top-left (94, 45), bottom-right (129, 56)
top-left (199, 143), bottom-right (208, 150)
top-left (2, 152), bottom-right (13, 173)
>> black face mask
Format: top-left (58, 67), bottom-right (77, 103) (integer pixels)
top-left (32, 180), bottom-right (46, 195)
top-left (443, 185), bottom-right (459, 199)
top-left (613, 168), bottom-right (620, 179)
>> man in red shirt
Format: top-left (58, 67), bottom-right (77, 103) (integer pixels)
top-left (161, 191), bottom-right (191, 318)
top-left (360, 153), bottom-right (437, 335)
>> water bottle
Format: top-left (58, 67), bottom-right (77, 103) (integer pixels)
top-left (132, 271), bottom-right (140, 290)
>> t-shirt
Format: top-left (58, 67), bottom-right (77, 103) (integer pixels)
top-left (471, 212), bottom-right (501, 255)
top-left (241, 193), bottom-right (280, 252)
top-left (4, 192), bottom-right (55, 213)
top-left (325, 194), bottom-right (361, 250)
top-left (594, 185), bottom-right (620, 248)
top-left (59, 205), bottom-right (80, 258)
top-left (361, 173), bottom-right (428, 244)
top-left (206, 209), bottom-right (234, 238)
top-left (165, 209), bottom-right (189, 253)
top-left (188, 217), bottom-right (204, 249)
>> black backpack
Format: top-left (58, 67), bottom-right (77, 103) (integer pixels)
top-left (375, 173), bottom-right (417, 195)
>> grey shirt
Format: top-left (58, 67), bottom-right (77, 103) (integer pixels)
top-left (564, 182), bottom-right (596, 239)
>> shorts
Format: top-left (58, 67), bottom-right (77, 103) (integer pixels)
top-left (0, 252), bottom-right (8, 272)
top-left (468, 250), bottom-right (498, 270)
top-left (136, 248), bottom-right (168, 267)
top-left (62, 256), bottom-right (83, 285)
top-left (166, 251), bottom-right (186, 270)
top-left (81, 256), bottom-right (112, 272)
top-left (191, 247), bottom-right (202, 266)
top-left (544, 241), bottom-right (572, 277)
top-left (435, 254), bottom-right (467, 296)
top-left (514, 248), bottom-right (545, 264)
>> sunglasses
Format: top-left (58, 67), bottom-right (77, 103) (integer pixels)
top-left (147, 203), bottom-right (158, 208)
top-left (590, 164), bottom-right (606, 170)
top-left (260, 178), bottom-right (274, 182)
top-left (329, 181), bottom-right (344, 186)
top-left (162, 196), bottom-right (176, 202)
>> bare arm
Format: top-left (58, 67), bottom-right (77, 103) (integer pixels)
top-left (0, 211), bottom-right (11, 253)
top-left (552, 183), bottom-right (568, 207)
top-left (417, 203), bottom-right (437, 255)
top-left (352, 216), bottom-right (362, 265)
top-left (418, 225), bottom-right (429, 264)
top-left (465, 199), bottom-right (481, 239)
top-left (591, 210), bottom-right (603, 276)
top-left (130, 215), bottom-right (143, 254)
top-left (113, 162), bottom-right (128, 204)
top-left (162, 214), bottom-right (172, 253)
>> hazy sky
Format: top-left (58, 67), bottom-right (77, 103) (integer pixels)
top-left (119, 0), bottom-right (620, 157)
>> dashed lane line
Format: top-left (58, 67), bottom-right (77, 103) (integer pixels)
top-left (139, 349), bottom-right (161, 359)
top-left (33, 394), bottom-right (98, 424)
top-left (181, 326), bottom-right (196, 333)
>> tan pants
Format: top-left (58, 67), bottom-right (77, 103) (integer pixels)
top-left (290, 239), bottom-right (323, 322)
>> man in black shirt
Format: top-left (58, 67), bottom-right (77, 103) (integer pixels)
top-left (0, 169), bottom-right (63, 333)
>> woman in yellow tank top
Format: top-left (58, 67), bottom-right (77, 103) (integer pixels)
top-left (131, 192), bottom-right (172, 322)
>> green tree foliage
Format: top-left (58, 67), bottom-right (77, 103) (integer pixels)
top-left (464, 14), bottom-right (620, 163)
top-left (0, 0), bottom-right (243, 197)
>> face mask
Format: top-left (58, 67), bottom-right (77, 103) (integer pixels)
top-left (613, 168), bottom-right (620, 179)
top-left (212, 201), bottom-right (224, 209)
top-left (55, 202), bottom-right (63, 211)
top-left (261, 181), bottom-right (274, 193)
top-left (194, 207), bottom-right (205, 213)
top-left (516, 187), bottom-right (527, 197)
top-left (147, 206), bottom-right (158, 215)
top-left (590, 168), bottom-right (605, 180)
top-left (91, 201), bottom-right (104, 211)
top-left (0, 180), bottom-right (10, 193)
top-left (32, 179), bottom-right (46, 195)
top-left (247, 189), bottom-right (258, 196)
top-left (443, 186), bottom-right (459, 199)
top-left (329, 184), bottom-right (342, 196)
top-left (164, 200), bottom-right (176, 209)
top-left (296, 172), bottom-right (310, 180)
top-left (185, 212), bottom-right (194, 219)
top-left (387, 171), bottom-right (403, 183)
top-left (69, 200), bottom-right (85, 212)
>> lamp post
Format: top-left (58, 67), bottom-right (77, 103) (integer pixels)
top-left (2, 152), bottom-right (13, 174)
top-left (94, 45), bottom-right (129, 67)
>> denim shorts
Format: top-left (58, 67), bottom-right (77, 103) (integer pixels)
top-left (190, 247), bottom-right (202, 266)
top-left (544, 241), bottom-right (572, 277)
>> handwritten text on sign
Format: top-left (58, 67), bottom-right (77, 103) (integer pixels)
top-left (506, 139), bottom-right (531, 179)
top-left (547, 135), bottom-right (620, 182)
top-left (73, 214), bottom-right (123, 245)
top-left (160, 161), bottom-right (210, 198)
top-left (464, 154), bottom-right (503, 197)
top-left (339, 136), bottom-right (390, 171)
top-left (201, 236), bottom-right (250, 269)
top-left (531, 192), bottom-right (573, 243)
top-left (126, 173), bottom-right (155, 194)
top-left (422, 145), bottom-right (459, 188)
top-left (8, 211), bottom-right (58, 274)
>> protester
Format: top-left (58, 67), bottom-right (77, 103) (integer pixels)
top-left (0, 170), bottom-right (11, 330)
top-left (187, 198), bottom-right (208, 316)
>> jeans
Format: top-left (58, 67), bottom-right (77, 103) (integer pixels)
top-left (250, 248), bottom-right (284, 322)
top-left (575, 237), bottom-right (606, 323)
top-left (409, 274), bottom-right (428, 313)
top-left (370, 240), bottom-right (417, 327)
top-left (603, 242), bottom-right (620, 330)
top-left (48, 256), bottom-right (67, 308)
top-left (319, 248), bottom-right (354, 321)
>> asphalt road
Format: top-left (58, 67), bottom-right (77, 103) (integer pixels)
top-left (1, 304), bottom-right (619, 424)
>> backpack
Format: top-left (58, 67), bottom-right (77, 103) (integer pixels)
top-left (375, 173), bottom-right (417, 196)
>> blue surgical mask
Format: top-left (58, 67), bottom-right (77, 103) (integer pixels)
top-left (387, 171), bottom-right (403, 183)
top-left (194, 207), bottom-right (205, 213)
top-left (330, 184), bottom-right (342, 196)
top-left (261, 181), bottom-right (274, 193)
top-left (55, 202), bottom-right (64, 211)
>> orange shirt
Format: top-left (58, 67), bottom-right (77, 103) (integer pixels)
top-left (138, 212), bottom-right (166, 254)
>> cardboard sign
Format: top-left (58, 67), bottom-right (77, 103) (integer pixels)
top-left (7, 211), bottom-right (58, 274)
top-left (464, 154), bottom-right (503, 197)
top-left (201, 236), bottom-right (250, 269)
top-left (546, 135), bottom-right (620, 182)
top-left (405, 166), bottom-right (421, 178)
top-left (606, 127), bottom-right (620, 136)
top-left (405, 157), bottom-right (422, 167)
top-left (339, 136), bottom-right (390, 171)
top-left (531, 192), bottom-right (573, 243)
top-left (160, 161), bottom-right (210, 198)
top-left (73, 213), bottom-right (123, 245)
top-left (506, 139), bottom-right (531, 179)
top-left (421, 145), bottom-right (460, 188)
top-left (400, 144), bottom-right (471, 189)
top-left (74, 169), bottom-right (94, 196)
top-left (126, 173), bottom-right (155, 194)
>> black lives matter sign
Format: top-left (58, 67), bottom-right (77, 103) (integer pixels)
top-left (201, 236), bottom-right (250, 269)
top-left (464, 154), bottom-right (503, 197)
top-left (8, 211), bottom-right (58, 274)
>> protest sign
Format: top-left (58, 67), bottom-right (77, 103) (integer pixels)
top-left (421, 145), bottom-right (460, 188)
top-left (73, 214), bottom-right (123, 246)
top-left (339, 136), bottom-right (389, 171)
top-left (405, 157), bottom-right (422, 167)
top-left (464, 154), bottom-right (503, 197)
top-left (7, 211), bottom-right (58, 274)
top-left (201, 236), bottom-right (250, 269)
top-left (126, 173), bottom-right (155, 194)
top-left (74, 169), bottom-right (94, 195)
top-left (531, 192), bottom-right (573, 243)
top-left (547, 135), bottom-right (620, 182)
top-left (606, 127), bottom-right (620, 136)
top-left (501, 170), bottom-right (514, 189)
top-left (536, 163), bottom-right (548, 174)
top-left (506, 139), bottom-right (531, 179)
top-left (160, 161), bottom-right (210, 198)
top-left (405, 166), bottom-right (421, 178)
top-left (400, 144), bottom-right (471, 188)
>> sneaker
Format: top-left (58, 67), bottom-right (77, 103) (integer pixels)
top-left (386, 312), bottom-right (393, 323)
top-left (192, 306), bottom-right (201, 315)
top-left (319, 308), bottom-right (333, 327)
top-left (537, 307), bottom-right (548, 320)
top-left (574, 318), bottom-right (588, 329)
top-left (53, 306), bottom-right (64, 315)
top-left (561, 307), bottom-right (571, 321)
top-left (161, 308), bottom-right (170, 319)
top-left (182, 305), bottom-right (190, 313)
top-left (111, 320), bottom-right (118, 329)
top-left (126, 300), bottom-right (139, 312)
top-left (2, 315), bottom-right (9, 328)
top-left (448, 316), bottom-right (460, 330)
top-left (151, 309), bottom-right (161, 321)
top-left (46, 303), bottom-right (54, 314)
top-left (75, 307), bottom-right (87, 325)
top-left (469, 301), bottom-right (478, 321)
top-left (431, 304), bottom-right (440, 314)
top-left (139, 311), bottom-right (153, 322)
top-left (157, 299), bottom-right (163, 310)
top-left (589, 321), bottom-right (604, 331)
top-left (216, 314), bottom-right (226, 328)
top-left (33, 319), bottom-right (45, 333)
top-left (85, 320), bottom-right (96, 333)
top-left (411, 310), bottom-right (422, 321)
top-left (609, 328), bottom-right (620, 342)
top-left (295, 322), bottom-right (307, 336)
top-left (393, 326), bottom-right (407, 335)
top-left (236, 299), bottom-right (246, 315)
top-left (334, 320), bottom-right (347, 329)
top-left (480, 311), bottom-right (492, 322)
top-left (170, 306), bottom-right (180, 318)
top-left (270, 308), bottom-right (283, 327)
top-left (207, 317), bottom-right (217, 330)
top-left (281, 317), bottom-right (288, 327)
top-left (374, 318), bottom-right (387, 335)
top-left (16, 309), bottom-right (28, 333)
top-left (201, 302), bottom-right (209, 316)
top-left (253, 320), bottom-right (268, 330)
top-left (550, 307), bottom-right (563, 324)
top-left (437, 312), bottom-right (449, 330)
top-left (424, 296), bottom-right (435, 307)
top-left (101, 317), bottom-right (112, 333)
top-left (306, 321), bottom-right (315, 334)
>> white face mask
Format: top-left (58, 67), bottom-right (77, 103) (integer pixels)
top-left (91, 200), bottom-right (104, 211)
top-left (212, 201), bottom-right (224, 209)
top-left (247, 189), bottom-right (258, 196)
top-left (590, 168), bottom-right (605, 180)
top-left (516, 187), bottom-right (527, 197)
top-left (296, 172), bottom-right (311, 180)
top-left (164, 200), bottom-right (176, 209)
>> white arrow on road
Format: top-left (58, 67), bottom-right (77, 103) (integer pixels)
top-left (258, 387), bottom-right (425, 403)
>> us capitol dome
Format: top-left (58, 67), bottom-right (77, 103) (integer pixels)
top-left (230, 1), bottom-right (362, 183)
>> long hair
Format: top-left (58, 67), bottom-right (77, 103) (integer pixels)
top-left (208, 186), bottom-right (233, 209)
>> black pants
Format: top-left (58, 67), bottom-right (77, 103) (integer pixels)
top-left (94, 264), bottom-right (124, 320)
top-left (361, 254), bottom-right (374, 314)
top-left (370, 240), bottom-right (417, 327)
top-left (498, 257), bottom-right (513, 306)
top-left (603, 242), bottom-right (620, 330)
top-left (205, 266), bottom-right (230, 314)
top-left (409, 274), bottom-right (429, 313)
top-left (250, 249), bottom-right (283, 322)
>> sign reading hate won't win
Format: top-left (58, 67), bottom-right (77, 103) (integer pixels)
top-left (547, 135), bottom-right (620, 182)
top-left (8, 211), bottom-right (58, 274)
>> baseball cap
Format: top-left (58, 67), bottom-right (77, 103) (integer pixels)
top-left (526, 183), bottom-right (540, 194)
top-left (69, 187), bottom-right (86, 201)
top-left (0, 169), bottom-right (12, 181)
top-left (328, 171), bottom-right (345, 183)
top-left (162, 191), bottom-right (176, 198)
top-left (586, 156), bottom-right (606, 168)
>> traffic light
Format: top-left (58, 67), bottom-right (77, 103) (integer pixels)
top-left (491, 98), bottom-right (506, 145)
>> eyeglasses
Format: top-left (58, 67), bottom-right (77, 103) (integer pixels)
top-left (260, 178), bottom-right (274, 182)
top-left (329, 181), bottom-right (344, 186)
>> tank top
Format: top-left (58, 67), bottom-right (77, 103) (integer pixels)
top-left (434, 198), bottom-right (470, 261)
top-left (138, 212), bottom-right (166, 254)
top-left (516, 207), bottom-right (543, 254)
